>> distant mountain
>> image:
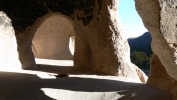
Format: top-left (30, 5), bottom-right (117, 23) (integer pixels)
top-left (128, 32), bottom-right (153, 56)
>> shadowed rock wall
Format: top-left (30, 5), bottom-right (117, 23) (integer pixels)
top-left (147, 55), bottom-right (177, 99)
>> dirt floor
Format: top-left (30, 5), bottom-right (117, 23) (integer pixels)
top-left (0, 59), bottom-right (172, 100)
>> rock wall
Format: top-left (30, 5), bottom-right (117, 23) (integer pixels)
top-left (135, 0), bottom-right (177, 99)
top-left (136, 0), bottom-right (177, 80)
top-left (147, 55), bottom-right (177, 99)
top-left (72, 0), bottom-right (147, 82)
top-left (15, 28), bottom-right (37, 69)
top-left (158, 0), bottom-right (177, 80)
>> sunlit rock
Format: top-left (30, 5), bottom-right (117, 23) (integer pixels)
top-left (0, 12), bottom-right (21, 70)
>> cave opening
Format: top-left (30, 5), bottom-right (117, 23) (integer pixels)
top-left (31, 13), bottom-right (75, 70)
top-left (119, 0), bottom-right (153, 76)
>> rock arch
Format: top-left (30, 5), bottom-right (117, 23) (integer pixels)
top-left (31, 13), bottom-right (75, 60)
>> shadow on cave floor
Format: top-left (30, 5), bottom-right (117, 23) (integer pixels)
top-left (35, 58), bottom-right (105, 75)
top-left (35, 64), bottom-right (105, 75)
top-left (0, 71), bottom-right (171, 100)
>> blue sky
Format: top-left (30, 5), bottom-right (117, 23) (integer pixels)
top-left (118, 0), bottom-right (147, 39)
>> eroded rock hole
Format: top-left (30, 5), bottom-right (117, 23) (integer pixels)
top-left (32, 14), bottom-right (75, 66)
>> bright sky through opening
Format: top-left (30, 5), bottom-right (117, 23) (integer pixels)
top-left (118, 0), bottom-right (148, 39)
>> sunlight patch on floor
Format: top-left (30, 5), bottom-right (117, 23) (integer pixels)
top-left (41, 88), bottom-right (120, 100)
top-left (0, 59), bottom-right (73, 78)
top-left (37, 73), bottom-right (56, 79)
top-left (35, 58), bottom-right (73, 66)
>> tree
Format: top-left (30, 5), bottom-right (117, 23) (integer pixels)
top-left (130, 51), bottom-right (152, 70)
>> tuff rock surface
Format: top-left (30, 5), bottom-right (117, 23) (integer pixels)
top-left (72, 0), bottom-right (147, 82)
top-left (136, 0), bottom-right (177, 80)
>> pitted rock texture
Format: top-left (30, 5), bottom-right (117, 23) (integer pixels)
top-left (135, 0), bottom-right (177, 99)
top-left (159, 0), bottom-right (177, 44)
top-left (73, 0), bottom-right (147, 82)
top-left (136, 0), bottom-right (177, 81)
top-left (158, 0), bottom-right (177, 80)
top-left (32, 13), bottom-right (74, 60)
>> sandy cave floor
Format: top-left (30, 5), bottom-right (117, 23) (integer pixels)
top-left (0, 59), bottom-right (171, 100)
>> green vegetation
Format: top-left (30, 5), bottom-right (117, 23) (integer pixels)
top-left (128, 32), bottom-right (153, 70)
top-left (130, 51), bottom-right (153, 70)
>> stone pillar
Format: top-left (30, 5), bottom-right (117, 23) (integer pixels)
top-left (73, 0), bottom-right (147, 82)
top-left (15, 30), bottom-right (37, 70)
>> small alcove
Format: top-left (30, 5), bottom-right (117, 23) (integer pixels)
top-left (31, 13), bottom-right (75, 69)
